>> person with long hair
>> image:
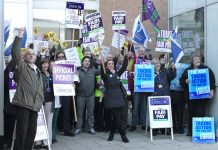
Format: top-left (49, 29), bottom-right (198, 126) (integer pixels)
top-left (100, 52), bottom-right (130, 143)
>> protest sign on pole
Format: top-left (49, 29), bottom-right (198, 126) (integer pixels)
top-left (111, 30), bottom-right (128, 50)
top-left (65, 2), bottom-right (84, 29)
top-left (155, 30), bottom-right (173, 53)
top-left (132, 15), bottom-right (150, 47)
top-left (188, 68), bottom-right (210, 99)
top-left (192, 117), bottom-right (215, 143)
top-left (53, 63), bottom-right (75, 96)
top-left (64, 47), bottom-right (81, 67)
top-left (134, 64), bottom-right (154, 92)
top-left (147, 96), bottom-right (173, 141)
top-left (101, 45), bottom-right (110, 60)
top-left (170, 63), bottom-right (190, 91)
top-left (120, 71), bottom-right (131, 95)
top-left (112, 11), bottom-right (126, 30)
top-left (33, 40), bottom-right (49, 56)
top-left (8, 69), bottom-right (16, 103)
top-left (85, 12), bottom-right (104, 38)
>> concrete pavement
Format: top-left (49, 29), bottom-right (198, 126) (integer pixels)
top-left (50, 129), bottom-right (218, 150)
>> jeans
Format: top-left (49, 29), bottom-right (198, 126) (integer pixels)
top-left (76, 95), bottom-right (95, 129)
top-left (131, 92), bottom-right (148, 126)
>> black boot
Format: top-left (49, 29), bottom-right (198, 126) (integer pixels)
top-left (121, 136), bottom-right (129, 143)
top-left (107, 134), bottom-right (114, 141)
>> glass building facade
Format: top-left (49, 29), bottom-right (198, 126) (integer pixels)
top-left (169, 0), bottom-right (218, 118)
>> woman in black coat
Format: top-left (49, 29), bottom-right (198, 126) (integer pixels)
top-left (180, 54), bottom-right (215, 136)
top-left (101, 53), bottom-right (129, 143)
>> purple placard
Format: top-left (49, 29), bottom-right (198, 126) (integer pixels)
top-left (53, 64), bottom-right (75, 84)
top-left (8, 69), bottom-right (16, 90)
top-left (86, 18), bottom-right (103, 32)
top-left (66, 2), bottom-right (84, 10)
top-left (150, 97), bottom-right (170, 105)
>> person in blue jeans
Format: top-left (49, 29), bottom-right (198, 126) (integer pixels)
top-left (129, 47), bottom-right (152, 131)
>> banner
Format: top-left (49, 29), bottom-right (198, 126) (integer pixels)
top-left (64, 47), bottom-right (81, 67)
top-left (112, 11), bottom-right (126, 30)
top-left (170, 63), bottom-right (190, 91)
top-left (120, 71), bottom-right (131, 95)
top-left (132, 15), bottom-right (150, 47)
top-left (53, 63), bottom-right (75, 96)
top-left (134, 64), bottom-right (154, 92)
top-left (34, 40), bottom-right (49, 56)
top-left (188, 69), bottom-right (210, 99)
top-left (192, 117), bottom-right (215, 143)
top-left (142, 0), bottom-right (160, 24)
top-left (8, 69), bottom-right (16, 103)
top-left (65, 2), bottom-right (84, 29)
top-left (148, 96), bottom-right (173, 128)
top-left (85, 12), bottom-right (104, 38)
top-left (111, 30), bottom-right (128, 49)
top-left (155, 30), bottom-right (173, 53)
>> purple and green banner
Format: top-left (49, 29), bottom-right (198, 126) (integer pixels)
top-left (112, 11), bottom-right (126, 30)
top-left (142, 0), bottom-right (160, 24)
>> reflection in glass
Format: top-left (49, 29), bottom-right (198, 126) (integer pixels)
top-left (170, 8), bottom-right (204, 64)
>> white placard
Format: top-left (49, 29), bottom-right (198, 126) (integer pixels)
top-left (148, 96), bottom-right (173, 128)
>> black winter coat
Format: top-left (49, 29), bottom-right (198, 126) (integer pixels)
top-left (153, 67), bottom-right (176, 96)
top-left (101, 56), bottom-right (128, 109)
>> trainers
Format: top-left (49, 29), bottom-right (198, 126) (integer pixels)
top-left (74, 129), bottom-right (81, 135)
top-left (129, 126), bottom-right (136, 131)
top-left (88, 128), bottom-right (96, 135)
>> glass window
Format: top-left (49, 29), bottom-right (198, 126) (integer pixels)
top-left (207, 0), bottom-right (218, 4)
top-left (169, 8), bottom-right (204, 64)
top-left (206, 3), bottom-right (218, 84)
top-left (169, 0), bottom-right (205, 17)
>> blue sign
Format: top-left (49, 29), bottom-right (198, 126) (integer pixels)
top-left (188, 69), bottom-right (210, 99)
top-left (134, 64), bottom-right (154, 92)
top-left (192, 117), bottom-right (215, 143)
top-left (170, 63), bottom-right (190, 91)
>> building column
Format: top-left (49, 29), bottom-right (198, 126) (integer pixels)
top-left (0, 0), bottom-right (5, 148)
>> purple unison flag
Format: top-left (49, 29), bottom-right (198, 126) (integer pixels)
top-left (171, 27), bottom-right (184, 64)
top-left (142, 0), bottom-right (160, 25)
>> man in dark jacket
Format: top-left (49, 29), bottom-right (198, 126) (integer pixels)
top-left (180, 54), bottom-right (215, 136)
top-left (11, 28), bottom-right (44, 150)
top-left (74, 56), bottom-right (100, 135)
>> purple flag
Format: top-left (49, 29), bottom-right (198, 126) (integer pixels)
top-left (142, 0), bottom-right (160, 24)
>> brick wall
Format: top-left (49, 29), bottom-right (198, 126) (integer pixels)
top-left (99, 0), bottom-right (168, 58)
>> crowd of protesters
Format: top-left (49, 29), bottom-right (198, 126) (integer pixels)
top-left (3, 28), bottom-right (216, 150)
